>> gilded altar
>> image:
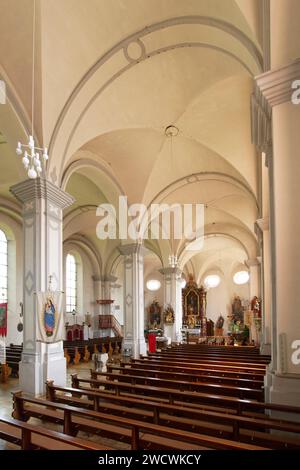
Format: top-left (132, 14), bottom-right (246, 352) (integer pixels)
top-left (182, 275), bottom-right (207, 336)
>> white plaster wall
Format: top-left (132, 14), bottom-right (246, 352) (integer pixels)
top-left (205, 274), bottom-right (250, 332)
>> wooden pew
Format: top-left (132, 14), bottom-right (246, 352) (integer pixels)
top-left (129, 359), bottom-right (265, 381)
top-left (107, 364), bottom-right (263, 389)
top-left (88, 370), bottom-right (264, 400)
top-left (138, 357), bottom-right (266, 374)
top-left (0, 416), bottom-right (112, 450)
top-left (12, 391), bottom-right (271, 450)
top-left (146, 353), bottom-right (269, 368)
top-left (43, 382), bottom-right (300, 449)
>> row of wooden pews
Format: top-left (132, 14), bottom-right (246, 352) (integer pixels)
top-left (63, 337), bottom-right (122, 365)
top-left (9, 343), bottom-right (300, 450)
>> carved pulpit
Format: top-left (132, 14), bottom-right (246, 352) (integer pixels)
top-left (182, 274), bottom-right (207, 336)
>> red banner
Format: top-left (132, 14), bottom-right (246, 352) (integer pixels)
top-left (0, 302), bottom-right (7, 337)
top-left (148, 333), bottom-right (156, 353)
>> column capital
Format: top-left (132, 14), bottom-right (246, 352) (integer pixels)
top-left (10, 177), bottom-right (74, 209)
top-left (92, 275), bottom-right (102, 282)
top-left (100, 275), bottom-right (118, 283)
top-left (255, 57), bottom-right (300, 108)
top-left (256, 217), bottom-right (270, 232)
top-left (159, 267), bottom-right (182, 277)
top-left (118, 243), bottom-right (146, 256)
top-left (245, 258), bottom-right (261, 268)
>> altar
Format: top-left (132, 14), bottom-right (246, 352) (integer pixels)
top-left (182, 275), bottom-right (207, 336)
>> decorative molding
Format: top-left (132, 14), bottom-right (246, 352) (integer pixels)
top-left (255, 57), bottom-right (300, 107)
top-left (10, 177), bottom-right (75, 209)
top-left (278, 333), bottom-right (287, 374)
top-left (119, 243), bottom-right (145, 256)
top-left (256, 217), bottom-right (270, 232)
top-left (251, 85), bottom-right (272, 159)
top-left (159, 267), bottom-right (182, 277)
top-left (245, 258), bottom-right (261, 267)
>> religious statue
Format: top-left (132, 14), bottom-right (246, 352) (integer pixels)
top-left (187, 305), bottom-right (196, 329)
top-left (232, 296), bottom-right (244, 323)
top-left (163, 305), bottom-right (174, 324)
top-left (251, 296), bottom-right (261, 318)
top-left (44, 297), bottom-right (55, 337)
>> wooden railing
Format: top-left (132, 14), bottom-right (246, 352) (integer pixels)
top-left (98, 314), bottom-right (123, 337)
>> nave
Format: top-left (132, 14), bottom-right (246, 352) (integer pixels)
top-left (1, 344), bottom-right (300, 451)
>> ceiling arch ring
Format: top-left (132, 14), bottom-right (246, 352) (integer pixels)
top-left (148, 171), bottom-right (258, 209)
top-left (123, 38), bottom-right (146, 63)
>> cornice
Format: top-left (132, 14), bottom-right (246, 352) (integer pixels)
top-left (255, 58), bottom-right (300, 107)
top-left (10, 177), bottom-right (75, 209)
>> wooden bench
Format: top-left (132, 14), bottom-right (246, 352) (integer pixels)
top-left (0, 415), bottom-right (112, 450)
top-left (129, 359), bottom-right (265, 381)
top-left (88, 370), bottom-right (264, 400)
top-left (146, 353), bottom-right (268, 369)
top-left (12, 391), bottom-right (271, 450)
top-left (107, 364), bottom-right (263, 389)
top-left (44, 382), bottom-right (300, 449)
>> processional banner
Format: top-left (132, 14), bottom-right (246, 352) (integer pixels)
top-left (0, 303), bottom-right (7, 337)
top-left (36, 291), bottom-right (64, 343)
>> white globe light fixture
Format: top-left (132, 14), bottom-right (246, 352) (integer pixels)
top-left (146, 279), bottom-right (161, 291)
top-left (233, 270), bottom-right (250, 285)
top-left (180, 278), bottom-right (186, 289)
top-left (204, 274), bottom-right (221, 289)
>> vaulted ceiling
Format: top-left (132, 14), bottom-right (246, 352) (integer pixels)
top-left (0, 0), bottom-right (264, 279)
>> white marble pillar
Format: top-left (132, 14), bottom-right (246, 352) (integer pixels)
top-left (119, 244), bottom-right (146, 358)
top-left (159, 267), bottom-right (183, 343)
top-left (255, 57), bottom-right (300, 415)
top-left (10, 178), bottom-right (74, 395)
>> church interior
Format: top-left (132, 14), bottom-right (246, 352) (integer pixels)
top-left (0, 0), bottom-right (300, 454)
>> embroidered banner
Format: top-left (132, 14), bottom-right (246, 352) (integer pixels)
top-left (36, 292), bottom-right (64, 343)
top-left (0, 303), bottom-right (7, 337)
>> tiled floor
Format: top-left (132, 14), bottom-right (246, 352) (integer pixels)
top-left (0, 361), bottom-right (130, 450)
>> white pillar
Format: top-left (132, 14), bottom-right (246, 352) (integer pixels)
top-left (246, 258), bottom-right (261, 299)
top-left (101, 275), bottom-right (117, 315)
top-left (119, 244), bottom-right (146, 358)
top-left (10, 178), bottom-right (74, 395)
top-left (159, 267), bottom-right (182, 343)
top-left (255, 57), bottom-right (300, 415)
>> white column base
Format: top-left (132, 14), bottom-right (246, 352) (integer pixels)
top-left (266, 372), bottom-right (300, 423)
top-left (164, 324), bottom-right (175, 342)
top-left (19, 350), bottom-right (67, 396)
top-left (123, 338), bottom-right (147, 358)
top-left (19, 353), bottom-right (44, 396)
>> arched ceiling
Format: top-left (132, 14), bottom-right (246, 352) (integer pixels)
top-left (0, 0), bottom-right (263, 281)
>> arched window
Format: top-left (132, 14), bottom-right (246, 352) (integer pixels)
top-left (66, 254), bottom-right (77, 313)
top-left (0, 229), bottom-right (8, 302)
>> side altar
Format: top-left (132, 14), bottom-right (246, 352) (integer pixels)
top-left (182, 275), bottom-right (207, 337)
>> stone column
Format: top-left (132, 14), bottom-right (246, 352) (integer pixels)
top-left (255, 58), bottom-right (300, 415)
top-left (101, 275), bottom-right (117, 315)
top-left (246, 258), bottom-right (261, 299)
top-left (10, 178), bottom-right (74, 395)
top-left (119, 244), bottom-right (146, 358)
top-left (159, 267), bottom-right (183, 343)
